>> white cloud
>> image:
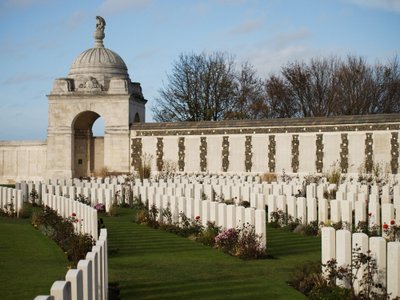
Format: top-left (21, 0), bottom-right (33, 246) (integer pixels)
top-left (98, 0), bottom-right (152, 15)
top-left (346, 0), bottom-right (400, 13)
top-left (232, 28), bottom-right (316, 77)
top-left (230, 19), bottom-right (263, 35)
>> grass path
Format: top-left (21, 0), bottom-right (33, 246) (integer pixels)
top-left (105, 208), bottom-right (321, 299)
top-left (0, 217), bottom-right (69, 300)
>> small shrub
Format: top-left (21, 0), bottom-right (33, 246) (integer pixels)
top-left (31, 206), bottom-right (94, 267)
top-left (239, 200), bottom-right (250, 208)
top-left (29, 188), bottom-right (39, 204)
top-left (214, 224), bottom-right (266, 259)
top-left (261, 172), bottom-right (277, 183)
top-left (134, 210), bottom-right (149, 224)
top-left (75, 194), bottom-right (91, 205)
top-left (302, 220), bottom-right (320, 236)
top-left (236, 224), bottom-right (266, 259)
top-left (65, 233), bottom-right (94, 265)
top-left (108, 203), bottom-right (118, 217)
top-left (215, 228), bottom-right (240, 254)
top-left (178, 213), bottom-right (204, 237)
top-left (289, 261), bottom-right (324, 295)
top-left (383, 219), bottom-right (400, 241)
top-left (161, 206), bottom-right (173, 224)
top-left (94, 203), bottom-right (106, 213)
top-left (224, 198), bottom-right (235, 205)
top-left (196, 221), bottom-right (221, 247)
top-left (18, 202), bottom-right (33, 219)
top-left (324, 161), bottom-right (342, 185)
top-left (270, 209), bottom-right (289, 228)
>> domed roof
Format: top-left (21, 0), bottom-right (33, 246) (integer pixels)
top-left (68, 16), bottom-right (129, 81)
top-left (69, 47), bottom-right (129, 79)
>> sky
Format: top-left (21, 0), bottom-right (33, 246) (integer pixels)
top-left (0, 0), bottom-right (399, 140)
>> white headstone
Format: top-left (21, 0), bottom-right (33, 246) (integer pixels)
top-left (336, 230), bottom-right (351, 288)
top-left (255, 209), bottom-right (266, 248)
top-left (218, 203), bottom-right (227, 228)
top-left (50, 281), bottom-right (71, 300)
top-left (318, 198), bottom-right (329, 224)
top-left (369, 237), bottom-right (387, 289)
top-left (321, 227), bottom-right (336, 277)
top-left (341, 201), bottom-right (353, 229)
top-left (226, 205), bottom-right (236, 229)
top-left (352, 232), bottom-right (369, 294)
top-left (236, 206), bottom-right (246, 229)
top-left (296, 197), bottom-right (306, 224)
top-left (387, 242), bottom-right (400, 298)
top-left (65, 269), bottom-right (83, 300)
top-left (306, 197), bottom-right (317, 223)
top-left (330, 200), bottom-right (341, 223)
top-left (287, 196), bottom-right (297, 219)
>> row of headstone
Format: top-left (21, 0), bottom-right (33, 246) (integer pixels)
top-left (0, 187), bottom-right (23, 216)
top-left (267, 193), bottom-right (400, 231)
top-left (321, 227), bottom-right (400, 298)
top-left (34, 228), bottom-right (108, 300)
top-left (42, 194), bottom-right (98, 240)
top-left (147, 193), bottom-right (266, 248)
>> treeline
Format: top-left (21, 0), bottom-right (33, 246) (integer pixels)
top-left (153, 52), bottom-right (400, 122)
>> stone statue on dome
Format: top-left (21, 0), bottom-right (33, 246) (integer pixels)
top-left (96, 16), bottom-right (106, 33)
top-left (94, 16), bottom-right (106, 47)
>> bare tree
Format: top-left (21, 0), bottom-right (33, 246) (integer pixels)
top-left (225, 62), bottom-right (268, 119)
top-left (266, 57), bottom-right (338, 118)
top-left (153, 52), bottom-right (237, 122)
top-left (373, 56), bottom-right (400, 114)
top-left (265, 55), bottom-right (400, 118)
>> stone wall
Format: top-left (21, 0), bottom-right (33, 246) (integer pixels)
top-left (0, 141), bottom-right (47, 184)
top-left (130, 114), bottom-right (400, 175)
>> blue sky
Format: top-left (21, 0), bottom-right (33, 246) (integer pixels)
top-left (0, 0), bottom-right (399, 140)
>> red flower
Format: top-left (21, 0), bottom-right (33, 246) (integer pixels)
top-left (72, 212), bottom-right (76, 217)
top-left (383, 223), bottom-right (389, 230)
top-left (75, 219), bottom-right (79, 223)
top-left (368, 212), bottom-right (372, 217)
top-left (390, 220), bottom-right (395, 225)
top-left (195, 216), bottom-right (200, 220)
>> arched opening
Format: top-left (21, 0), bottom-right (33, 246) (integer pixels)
top-left (134, 112), bottom-right (141, 123)
top-left (72, 111), bottom-right (105, 178)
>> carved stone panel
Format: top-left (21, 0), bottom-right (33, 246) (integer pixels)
top-left (131, 138), bottom-right (142, 170)
top-left (222, 136), bottom-right (230, 172)
top-left (316, 134), bottom-right (324, 173)
top-left (291, 135), bottom-right (299, 173)
top-left (245, 136), bottom-right (252, 172)
top-left (391, 132), bottom-right (399, 174)
top-left (178, 137), bottom-right (185, 172)
top-left (365, 133), bottom-right (373, 173)
top-left (340, 133), bottom-right (349, 173)
top-left (156, 138), bottom-right (164, 172)
top-left (200, 137), bottom-right (207, 172)
top-left (268, 135), bottom-right (276, 173)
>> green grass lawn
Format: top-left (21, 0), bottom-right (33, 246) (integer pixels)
top-left (0, 207), bottom-right (321, 299)
top-left (0, 216), bottom-right (69, 300)
top-left (105, 208), bottom-right (321, 299)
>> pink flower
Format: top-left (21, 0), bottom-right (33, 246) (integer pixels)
top-left (390, 220), bottom-right (395, 225)
top-left (368, 212), bottom-right (372, 217)
top-left (72, 212), bottom-right (76, 217)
